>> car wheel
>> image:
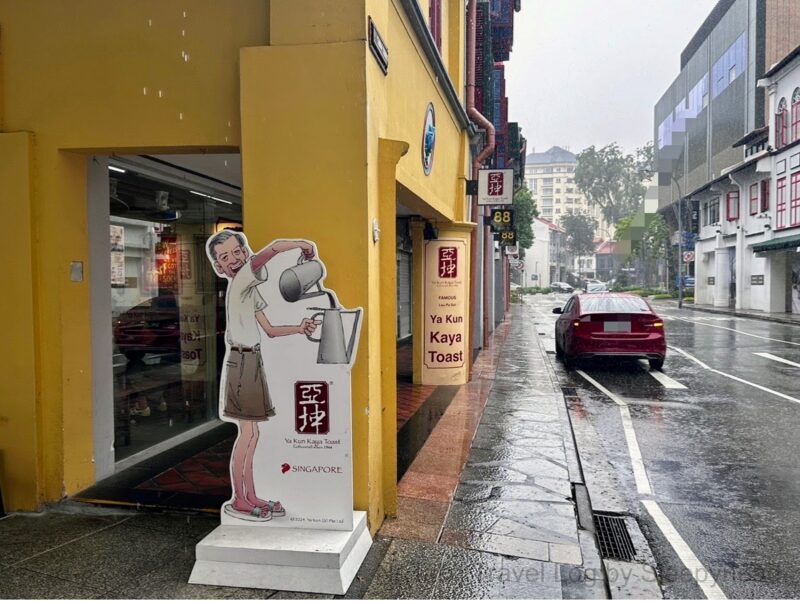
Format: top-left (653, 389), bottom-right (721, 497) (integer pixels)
top-left (555, 337), bottom-right (563, 359)
top-left (649, 357), bottom-right (664, 370)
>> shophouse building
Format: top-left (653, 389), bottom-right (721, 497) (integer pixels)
top-left (521, 218), bottom-right (567, 287)
top-left (0, 0), bottom-right (524, 532)
top-left (653, 0), bottom-right (800, 309)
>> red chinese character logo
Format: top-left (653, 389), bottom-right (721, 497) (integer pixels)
top-left (438, 247), bottom-right (458, 279)
top-left (487, 171), bottom-right (504, 196)
top-left (294, 382), bottom-right (329, 435)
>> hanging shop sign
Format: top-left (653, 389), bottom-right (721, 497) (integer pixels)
top-left (488, 208), bottom-right (514, 233)
top-left (203, 230), bottom-right (362, 531)
top-left (422, 103), bottom-right (436, 175)
top-left (422, 240), bottom-right (468, 385)
top-left (478, 169), bottom-right (514, 206)
top-left (497, 230), bottom-right (517, 247)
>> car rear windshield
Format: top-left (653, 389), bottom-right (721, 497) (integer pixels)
top-left (579, 297), bottom-right (651, 314)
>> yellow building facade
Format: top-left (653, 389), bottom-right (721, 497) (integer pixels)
top-left (0, 0), bottom-right (475, 532)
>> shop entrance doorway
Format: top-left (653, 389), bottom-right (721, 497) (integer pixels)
top-left (90, 154), bottom-right (243, 480)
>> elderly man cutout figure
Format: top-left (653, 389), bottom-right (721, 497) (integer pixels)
top-left (207, 230), bottom-right (318, 521)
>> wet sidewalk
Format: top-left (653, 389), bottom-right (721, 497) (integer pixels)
top-left (0, 307), bottom-right (604, 599)
top-left (365, 308), bottom-right (606, 599)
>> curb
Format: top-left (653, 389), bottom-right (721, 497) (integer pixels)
top-left (651, 300), bottom-right (800, 327)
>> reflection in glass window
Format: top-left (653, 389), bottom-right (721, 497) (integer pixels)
top-left (110, 166), bottom-right (241, 461)
top-left (712, 31), bottom-right (747, 99)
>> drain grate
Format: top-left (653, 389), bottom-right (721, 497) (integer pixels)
top-left (594, 513), bottom-right (636, 561)
top-left (561, 386), bottom-right (578, 397)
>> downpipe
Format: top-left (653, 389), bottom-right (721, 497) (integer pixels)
top-left (467, 0), bottom-right (496, 374)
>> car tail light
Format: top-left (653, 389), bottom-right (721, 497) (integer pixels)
top-left (640, 320), bottom-right (663, 329)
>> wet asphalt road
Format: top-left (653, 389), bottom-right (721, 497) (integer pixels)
top-left (525, 293), bottom-right (800, 599)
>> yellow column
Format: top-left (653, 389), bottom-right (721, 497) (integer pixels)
top-left (0, 133), bottom-right (40, 510)
top-left (240, 38), bottom-right (390, 529)
top-left (378, 139), bottom-right (409, 517)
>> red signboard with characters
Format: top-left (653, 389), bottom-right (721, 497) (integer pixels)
top-left (294, 381), bottom-right (330, 435)
top-left (438, 247), bottom-right (458, 279)
top-left (487, 171), bottom-right (505, 196)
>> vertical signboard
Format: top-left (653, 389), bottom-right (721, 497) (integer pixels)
top-left (422, 239), bottom-right (468, 385)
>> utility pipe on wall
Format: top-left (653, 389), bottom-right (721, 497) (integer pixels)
top-left (467, 0), bottom-right (496, 372)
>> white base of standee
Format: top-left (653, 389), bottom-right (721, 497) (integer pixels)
top-left (188, 511), bottom-right (372, 595)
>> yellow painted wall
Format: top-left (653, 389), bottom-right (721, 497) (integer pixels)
top-left (0, 0), bottom-right (470, 524)
top-left (0, 1), bottom-right (267, 508)
top-left (369, 0), bottom-right (468, 222)
top-left (0, 133), bottom-right (40, 511)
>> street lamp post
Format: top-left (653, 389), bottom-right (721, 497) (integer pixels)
top-left (673, 177), bottom-right (684, 309)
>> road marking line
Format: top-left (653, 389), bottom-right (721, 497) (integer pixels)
top-left (574, 369), bottom-right (723, 598)
top-left (638, 361), bottom-right (688, 389)
top-left (668, 346), bottom-right (711, 370)
top-left (576, 369), bottom-right (652, 496)
top-left (670, 346), bottom-right (800, 405)
top-left (671, 317), bottom-right (800, 346)
top-left (641, 500), bottom-right (727, 600)
top-left (754, 351), bottom-right (800, 368)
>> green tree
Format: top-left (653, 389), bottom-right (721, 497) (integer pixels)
top-left (560, 210), bottom-right (597, 258)
top-left (615, 211), bottom-right (670, 287)
top-left (512, 185), bottom-right (538, 255)
top-left (575, 142), bottom-right (653, 225)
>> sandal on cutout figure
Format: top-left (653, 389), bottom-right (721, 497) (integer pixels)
top-left (223, 500), bottom-right (272, 522)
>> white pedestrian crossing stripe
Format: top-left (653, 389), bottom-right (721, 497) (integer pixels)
top-left (754, 352), bottom-right (800, 368)
top-left (638, 360), bottom-right (688, 389)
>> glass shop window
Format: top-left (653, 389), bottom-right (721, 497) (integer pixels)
top-left (109, 166), bottom-right (241, 461)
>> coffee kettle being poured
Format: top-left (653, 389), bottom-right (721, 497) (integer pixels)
top-left (279, 256), bottom-right (361, 365)
top-left (278, 257), bottom-right (329, 303)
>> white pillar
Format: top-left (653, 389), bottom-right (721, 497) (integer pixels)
top-left (764, 252), bottom-right (788, 313)
top-left (735, 227), bottom-right (746, 310)
top-left (714, 246), bottom-right (730, 307)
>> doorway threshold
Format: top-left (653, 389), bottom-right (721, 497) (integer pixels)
top-left (74, 422), bottom-right (236, 513)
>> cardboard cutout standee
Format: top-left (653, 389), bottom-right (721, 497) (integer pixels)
top-left (190, 231), bottom-right (369, 594)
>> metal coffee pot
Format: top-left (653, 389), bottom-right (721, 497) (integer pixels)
top-left (279, 258), bottom-right (327, 303)
top-left (279, 255), bottom-right (360, 364)
top-left (306, 307), bottom-right (361, 365)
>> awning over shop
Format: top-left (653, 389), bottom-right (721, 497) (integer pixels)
top-left (752, 233), bottom-right (800, 253)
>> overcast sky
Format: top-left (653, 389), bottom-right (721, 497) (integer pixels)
top-left (506, 0), bottom-right (720, 156)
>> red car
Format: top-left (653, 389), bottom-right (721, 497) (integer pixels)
top-left (553, 293), bottom-right (666, 369)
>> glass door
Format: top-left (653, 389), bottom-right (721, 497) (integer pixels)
top-left (108, 163), bottom-right (241, 461)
